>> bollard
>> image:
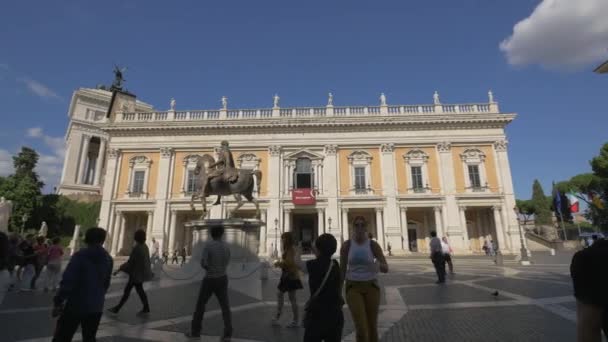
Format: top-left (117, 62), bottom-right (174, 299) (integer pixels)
top-left (259, 260), bottom-right (269, 281)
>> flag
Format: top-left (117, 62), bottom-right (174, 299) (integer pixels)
top-left (567, 192), bottom-right (579, 213)
top-left (552, 182), bottom-right (562, 215)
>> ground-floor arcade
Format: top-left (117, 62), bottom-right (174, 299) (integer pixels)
top-left (101, 195), bottom-right (525, 257)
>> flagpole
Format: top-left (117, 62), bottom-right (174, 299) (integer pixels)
top-left (558, 211), bottom-right (567, 241)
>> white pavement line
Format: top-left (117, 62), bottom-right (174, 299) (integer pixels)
top-left (384, 286), bottom-right (406, 308)
top-left (539, 303), bottom-right (576, 323)
top-left (535, 296), bottom-right (575, 305)
top-left (463, 281), bottom-right (530, 302)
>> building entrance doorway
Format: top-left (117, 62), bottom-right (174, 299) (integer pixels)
top-left (292, 213), bottom-right (318, 254)
top-left (408, 225), bottom-right (418, 252)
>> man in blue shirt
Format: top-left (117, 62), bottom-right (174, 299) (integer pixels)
top-left (52, 227), bottom-right (113, 342)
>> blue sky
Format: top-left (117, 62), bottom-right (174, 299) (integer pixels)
top-left (0, 0), bottom-right (607, 198)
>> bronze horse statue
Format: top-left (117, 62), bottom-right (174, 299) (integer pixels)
top-left (190, 154), bottom-right (262, 219)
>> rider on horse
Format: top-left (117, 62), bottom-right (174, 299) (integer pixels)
top-left (204, 140), bottom-right (238, 205)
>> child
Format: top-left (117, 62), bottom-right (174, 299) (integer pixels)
top-left (272, 232), bottom-right (302, 328)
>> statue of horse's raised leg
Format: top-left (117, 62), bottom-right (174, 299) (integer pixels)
top-left (229, 194), bottom-right (244, 218)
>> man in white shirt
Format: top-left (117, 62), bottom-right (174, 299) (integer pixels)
top-left (429, 231), bottom-right (446, 284)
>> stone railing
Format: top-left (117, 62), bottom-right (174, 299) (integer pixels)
top-left (114, 102), bottom-right (500, 123)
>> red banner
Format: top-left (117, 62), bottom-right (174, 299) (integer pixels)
top-left (292, 188), bottom-right (316, 205)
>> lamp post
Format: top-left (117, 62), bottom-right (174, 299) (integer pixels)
top-left (514, 206), bottom-right (531, 265)
top-left (21, 213), bottom-right (28, 235)
top-left (273, 218), bottom-right (279, 259)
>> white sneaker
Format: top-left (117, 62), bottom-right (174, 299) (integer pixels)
top-left (286, 321), bottom-right (299, 328)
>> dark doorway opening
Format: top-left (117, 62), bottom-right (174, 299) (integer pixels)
top-left (292, 213), bottom-right (317, 254)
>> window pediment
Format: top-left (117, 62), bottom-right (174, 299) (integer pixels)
top-left (348, 150), bottom-right (373, 164)
top-left (284, 149), bottom-right (324, 161)
top-left (460, 148), bottom-right (486, 164)
top-left (403, 149), bottom-right (429, 165)
top-left (129, 156), bottom-right (151, 167)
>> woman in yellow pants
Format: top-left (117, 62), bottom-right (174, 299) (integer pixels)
top-left (340, 216), bottom-right (389, 342)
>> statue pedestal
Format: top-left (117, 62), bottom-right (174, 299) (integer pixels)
top-left (185, 218), bottom-right (265, 261)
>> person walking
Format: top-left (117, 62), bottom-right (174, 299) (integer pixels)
top-left (7, 233), bottom-right (20, 291)
top-left (180, 246), bottom-right (187, 266)
top-left (52, 227), bottom-right (113, 342)
top-left (571, 236), bottom-right (608, 341)
top-left (162, 251), bottom-right (168, 265)
top-left (186, 225), bottom-right (232, 340)
top-left (301, 233), bottom-right (344, 342)
top-left (172, 250), bottom-right (179, 264)
top-left (18, 234), bottom-right (36, 291)
top-left (272, 232), bottom-right (303, 328)
top-left (441, 237), bottom-right (454, 275)
top-left (108, 229), bottom-right (152, 315)
top-left (31, 236), bottom-right (49, 290)
top-left (44, 237), bottom-right (64, 292)
top-left (429, 231), bottom-right (446, 284)
top-left (340, 216), bottom-right (389, 342)
top-left (151, 238), bottom-right (160, 263)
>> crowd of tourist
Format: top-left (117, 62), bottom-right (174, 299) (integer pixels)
top-left (2, 220), bottom-right (607, 342)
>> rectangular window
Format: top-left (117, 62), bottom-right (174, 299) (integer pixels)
top-left (187, 170), bottom-right (199, 193)
top-left (411, 166), bottom-right (424, 191)
top-left (468, 165), bottom-right (481, 189)
top-left (354, 167), bottom-right (366, 191)
top-left (132, 170), bottom-right (145, 194)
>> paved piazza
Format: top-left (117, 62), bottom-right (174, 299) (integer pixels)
top-left (1, 252), bottom-right (577, 342)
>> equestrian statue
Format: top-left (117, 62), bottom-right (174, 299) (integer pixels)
top-left (190, 141), bottom-right (262, 219)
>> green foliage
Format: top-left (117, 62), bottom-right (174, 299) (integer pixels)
top-left (0, 147), bottom-right (43, 231)
top-left (531, 179), bottom-right (551, 225)
top-left (33, 195), bottom-right (101, 238)
top-left (558, 143), bottom-right (608, 231)
top-left (515, 199), bottom-right (535, 223)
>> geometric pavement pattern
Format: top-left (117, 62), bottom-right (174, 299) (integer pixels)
top-left (0, 252), bottom-right (577, 342)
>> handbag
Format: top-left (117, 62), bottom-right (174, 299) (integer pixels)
top-left (304, 260), bottom-right (334, 312)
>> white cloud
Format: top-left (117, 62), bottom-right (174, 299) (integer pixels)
top-left (25, 128), bottom-right (66, 191)
top-left (18, 77), bottom-right (61, 100)
top-left (500, 0), bottom-right (608, 69)
top-left (0, 149), bottom-right (13, 176)
top-left (27, 127), bottom-right (43, 138)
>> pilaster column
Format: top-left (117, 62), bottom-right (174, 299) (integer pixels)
top-left (323, 145), bottom-right (339, 243)
top-left (375, 208), bottom-right (385, 250)
top-left (111, 210), bottom-right (123, 255)
top-left (146, 211), bottom-right (154, 243)
top-left (494, 140), bottom-right (520, 248)
top-left (437, 142), bottom-right (463, 246)
top-left (433, 206), bottom-right (444, 238)
top-left (380, 143), bottom-right (401, 251)
top-left (98, 148), bottom-right (121, 231)
top-left (400, 207), bottom-right (409, 252)
top-left (341, 208), bottom-right (349, 241)
top-left (284, 209), bottom-right (291, 232)
top-left (268, 146), bottom-right (282, 253)
top-left (153, 147), bottom-right (174, 248)
top-left (77, 135), bottom-right (91, 184)
top-left (317, 208), bottom-right (325, 235)
top-left (168, 210), bottom-right (178, 253)
top-left (492, 206), bottom-right (507, 252)
top-left (459, 206), bottom-right (470, 251)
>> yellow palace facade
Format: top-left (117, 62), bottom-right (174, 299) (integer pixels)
top-left (58, 88), bottom-right (523, 257)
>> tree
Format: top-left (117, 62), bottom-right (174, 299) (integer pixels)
top-left (531, 179), bottom-right (551, 225)
top-left (515, 199), bottom-right (535, 225)
top-left (0, 147), bottom-right (43, 231)
top-left (559, 143), bottom-right (608, 231)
